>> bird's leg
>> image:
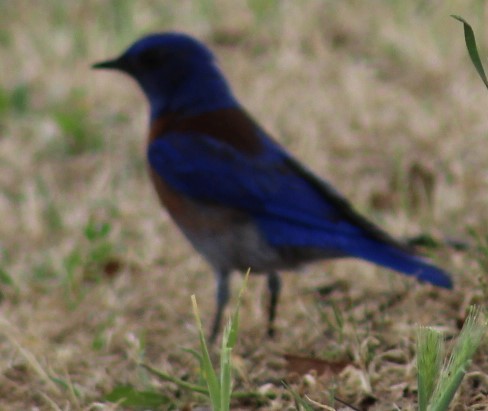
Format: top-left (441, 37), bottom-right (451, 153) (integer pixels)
top-left (209, 270), bottom-right (231, 342)
top-left (266, 271), bottom-right (281, 337)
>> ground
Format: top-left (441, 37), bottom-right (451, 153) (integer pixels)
top-left (0, 1), bottom-right (487, 410)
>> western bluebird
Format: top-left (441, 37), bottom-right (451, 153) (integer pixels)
top-left (93, 33), bottom-right (452, 340)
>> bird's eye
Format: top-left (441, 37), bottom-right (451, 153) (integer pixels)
top-left (137, 49), bottom-right (167, 68)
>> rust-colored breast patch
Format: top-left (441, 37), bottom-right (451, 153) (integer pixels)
top-left (149, 108), bottom-right (264, 155)
top-left (172, 108), bottom-right (263, 155)
top-left (147, 113), bottom-right (177, 144)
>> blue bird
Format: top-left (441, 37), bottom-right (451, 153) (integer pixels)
top-left (93, 33), bottom-right (452, 340)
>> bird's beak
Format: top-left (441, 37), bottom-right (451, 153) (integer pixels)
top-left (91, 56), bottom-right (126, 71)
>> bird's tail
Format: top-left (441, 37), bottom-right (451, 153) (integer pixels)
top-left (348, 239), bottom-right (453, 288)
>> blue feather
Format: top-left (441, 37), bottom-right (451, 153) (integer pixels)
top-left (148, 129), bottom-right (452, 289)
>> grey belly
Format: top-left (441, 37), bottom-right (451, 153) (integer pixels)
top-left (183, 217), bottom-right (283, 273)
top-left (180, 213), bottom-right (344, 274)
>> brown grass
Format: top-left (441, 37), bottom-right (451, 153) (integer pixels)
top-left (0, 1), bottom-right (487, 409)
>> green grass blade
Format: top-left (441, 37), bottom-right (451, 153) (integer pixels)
top-left (428, 306), bottom-right (487, 411)
top-left (189, 271), bottom-right (248, 410)
top-left (417, 327), bottom-right (444, 411)
top-left (104, 385), bottom-right (171, 408)
top-left (452, 15), bottom-right (488, 90)
top-left (219, 270), bottom-right (249, 409)
top-left (192, 295), bottom-right (221, 410)
top-left (227, 269), bottom-right (249, 348)
top-left (220, 336), bottom-right (232, 411)
top-left (142, 363), bottom-right (210, 395)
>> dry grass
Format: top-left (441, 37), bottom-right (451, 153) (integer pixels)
top-left (0, 1), bottom-right (487, 409)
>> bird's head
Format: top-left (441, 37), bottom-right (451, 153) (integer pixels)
top-left (92, 33), bottom-right (237, 119)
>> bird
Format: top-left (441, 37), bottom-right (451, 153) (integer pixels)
top-left (92, 32), bottom-right (453, 340)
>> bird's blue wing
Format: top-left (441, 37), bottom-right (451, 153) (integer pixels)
top-left (148, 131), bottom-right (452, 288)
top-left (148, 131), bottom-right (364, 240)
